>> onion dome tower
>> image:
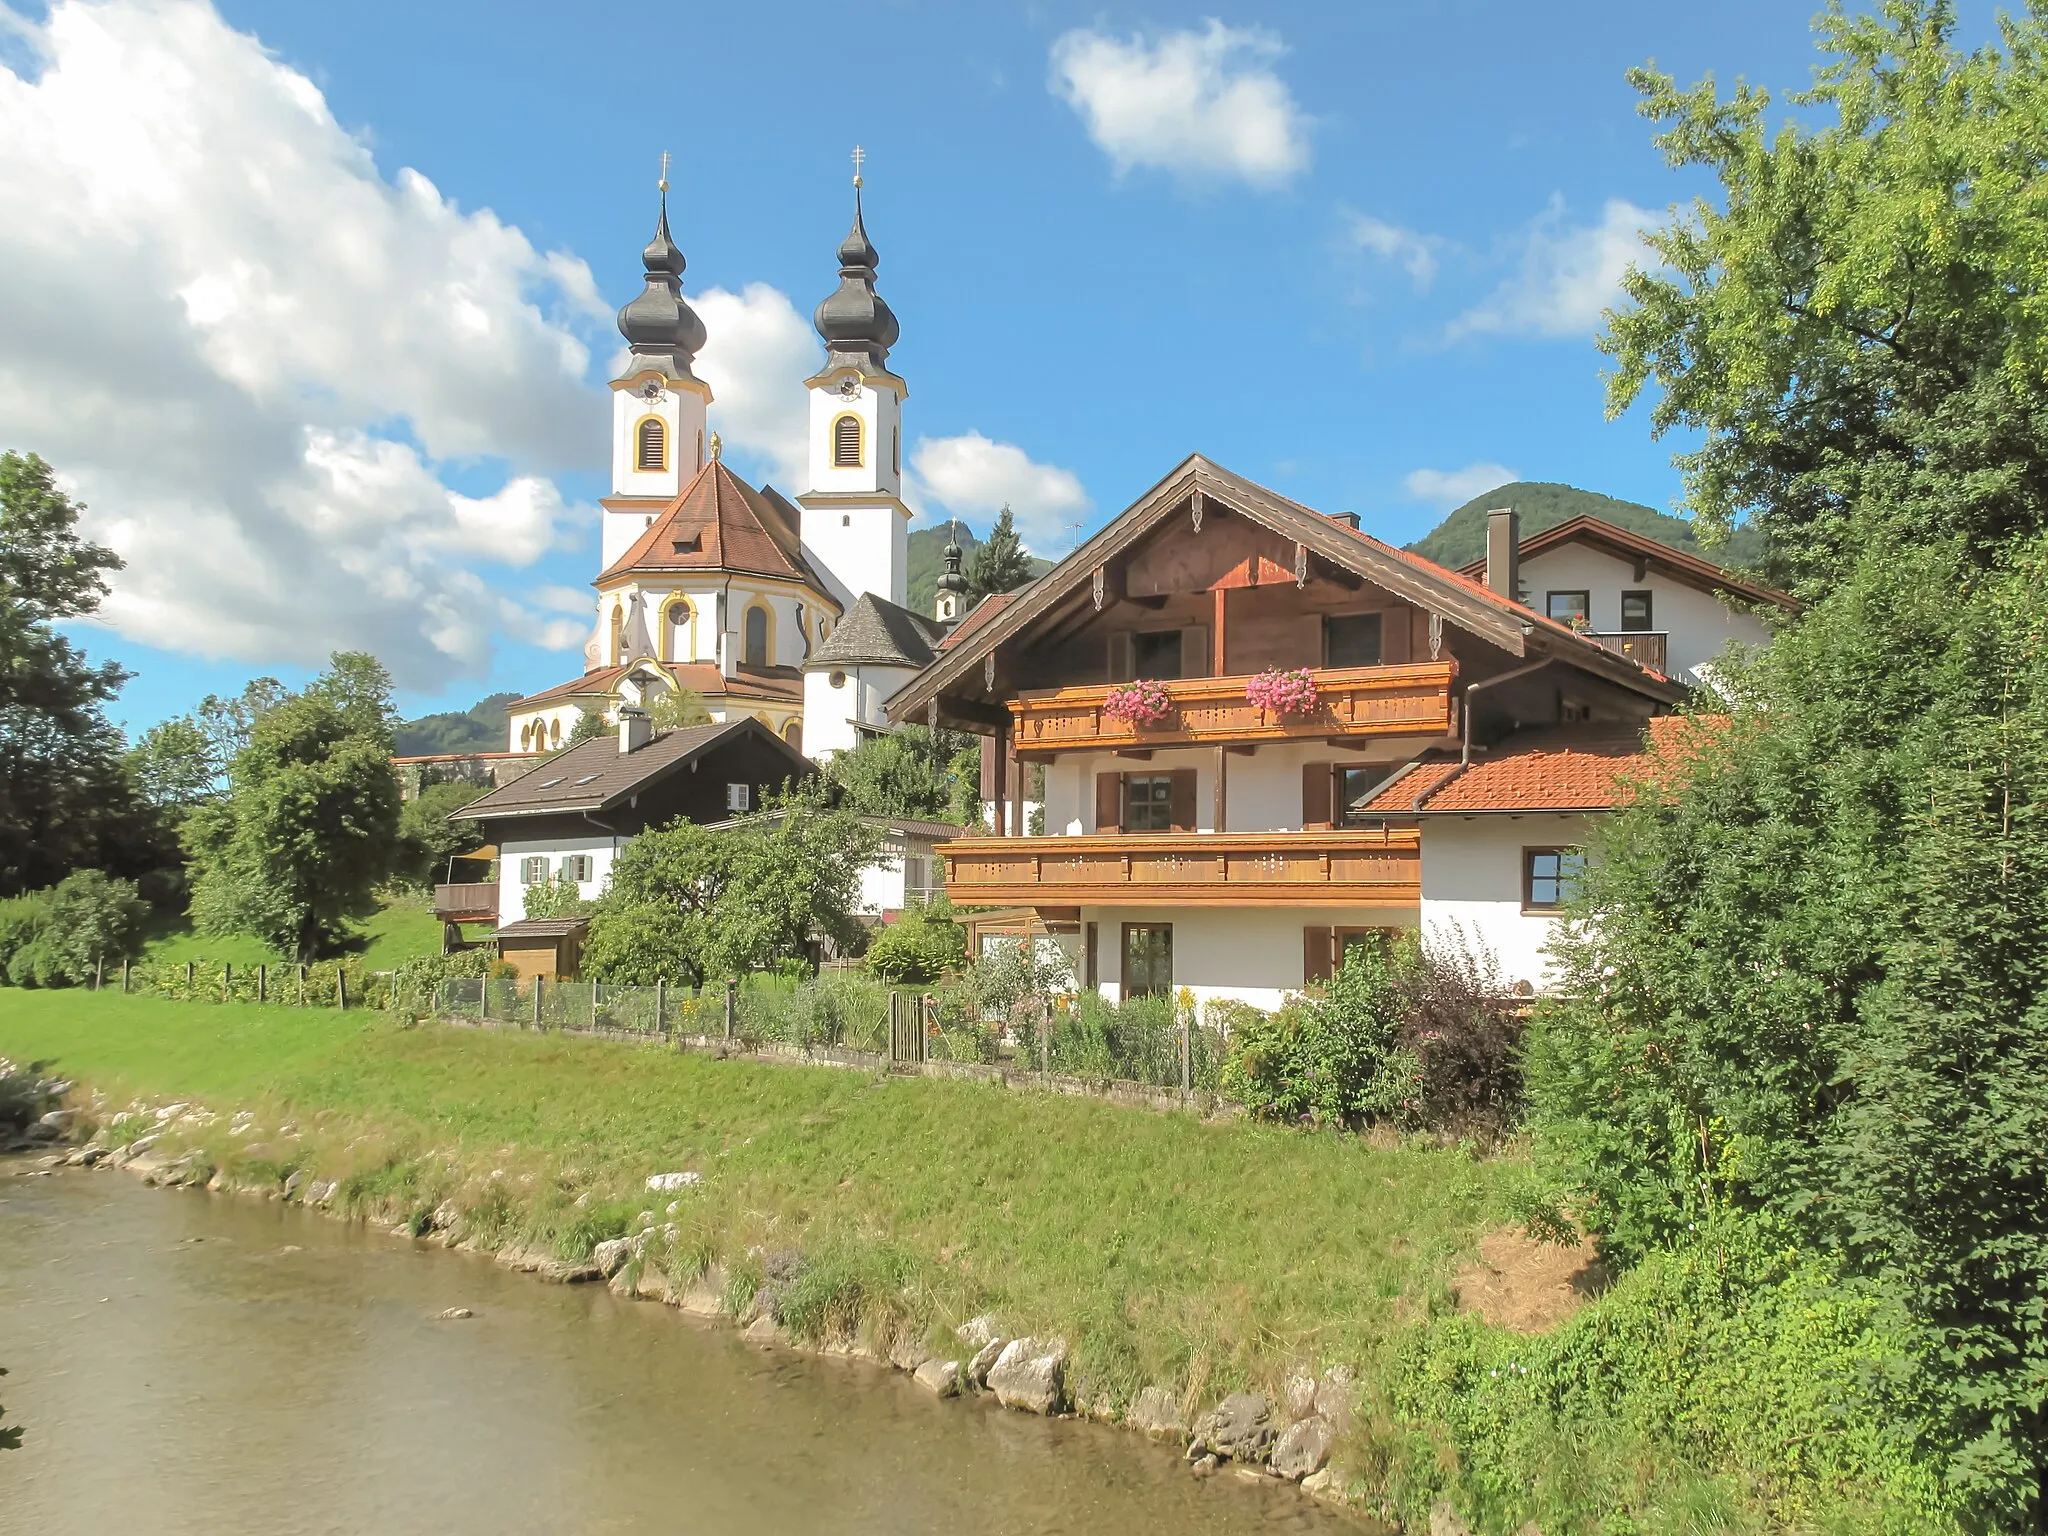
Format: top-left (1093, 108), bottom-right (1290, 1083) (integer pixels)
top-left (935, 522), bottom-right (970, 624)
top-left (604, 157), bottom-right (713, 567)
top-left (798, 147), bottom-right (910, 611)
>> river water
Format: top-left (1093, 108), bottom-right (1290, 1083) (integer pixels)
top-left (1, 1164), bottom-right (1357, 1534)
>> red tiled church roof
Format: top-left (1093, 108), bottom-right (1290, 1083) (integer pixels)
top-left (510, 660), bottom-right (804, 711)
top-left (601, 460), bottom-right (834, 594)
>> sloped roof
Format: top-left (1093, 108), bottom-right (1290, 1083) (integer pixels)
top-left (936, 592), bottom-right (1014, 652)
top-left (600, 460), bottom-right (837, 595)
top-left (885, 455), bottom-right (1687, 727)
top-left (806, 593), bottom-right (946, 671)
top-left (1360, 717), bottom-right (1709, 815)
top-left (510, 661), bottom-right (804, 711)
top-left (451, 716), bottom-right (813, 821)
top-left (1456, 514), bottom-right (1797, 613)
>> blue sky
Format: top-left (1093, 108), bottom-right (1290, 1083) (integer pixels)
top-left (0, 0), bottom-right (2002, 730)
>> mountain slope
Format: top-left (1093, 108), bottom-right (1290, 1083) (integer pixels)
top-left (395, 692), bottom-right (519, 756)
top-left (1406, 481), bottom-right (1765, 571)
top-left (906, 523), bottom-right (1052, 618)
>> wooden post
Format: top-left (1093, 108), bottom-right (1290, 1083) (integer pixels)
top-left (590, 978), bottom-right (599, 1029)
top-left (655, 978), bottom-right (667, 1037)
top-left (724, 977), bottom-right (737, 1039)
top-left (257, 964), bottom-right (266, 1004)
top-left (533, 976), bottom-right (544, 1031)
top-left (337, 970), bottom-right (348, 1011)
top-left (120, 958), bottom-right (129, 995)
top-left (223, 961), bottom-right (232, 1002)
top-left (298, 963), bottom-right (307, 1006)
top-left (1180, 1005), bottom-right (1192, 1096)
top-left (1038, 999), bottom-right (1050, 1079)
top-left (1212, 585), bottom-right (1228, 677)
top-left (184, 961), bottom-right (193, 996)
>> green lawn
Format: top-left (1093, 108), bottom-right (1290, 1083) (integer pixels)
top-left (139, 894), bottom-right (444, 972)
top-left (0, 988), bottom-right (1509, 1401)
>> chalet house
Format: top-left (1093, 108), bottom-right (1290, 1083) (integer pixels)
top-left (887, 456), bottom-right (1774, 1007)
top-left (436, 713), bottom-right (816, 943)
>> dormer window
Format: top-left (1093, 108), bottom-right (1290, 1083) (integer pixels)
top-left (833, 413), bottom-right (863, 468)
top-left (635, 416), bottom-right (667, 472)
top-left (671, 534), bottom-right (700, 554)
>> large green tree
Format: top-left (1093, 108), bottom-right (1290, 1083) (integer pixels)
top-left (823, 724), bottom-right (979, 824)
top-left (0, 451), bottom-right (167, 896)
top-left (583, 783), bottom-right (880, 984)
top-left (183, 652), bottom-right (401, 961)
top-left (1604, 0), bottom-right (2048, 597)
top-left (966, 504), bottom-right (1034, 599)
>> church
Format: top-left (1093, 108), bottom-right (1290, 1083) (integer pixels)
top-left (506, 167), bottom-right (966, 760)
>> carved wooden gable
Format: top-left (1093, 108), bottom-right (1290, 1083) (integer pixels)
top-left (1125, 514), bottom-right (1300, 597)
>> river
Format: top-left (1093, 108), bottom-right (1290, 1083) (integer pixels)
top-left (1, 1164), bottom-right (1358, 1534)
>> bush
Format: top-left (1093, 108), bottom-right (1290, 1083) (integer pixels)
top-left (863, 901), bottom-right (966, 983)
top-left (0, 871), bottom-right (146, 988)
top-left (1382, 926), bottom-right (1524, 1139)
top-left (1222, 937), bottom-right (1401, 1126)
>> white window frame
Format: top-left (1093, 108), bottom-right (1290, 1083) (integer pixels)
top-left (727, 782), bottom-right (752, 813)
top-left (520, 856), bottom-right (549, 886)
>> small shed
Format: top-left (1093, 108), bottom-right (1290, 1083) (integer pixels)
top-left (494, 917), bottom-right (589, 981)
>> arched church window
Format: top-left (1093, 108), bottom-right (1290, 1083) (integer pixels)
top-left (635, 416), bottom-right (667, 472)
top-left (665, 598), bottom-right (693, 662)
top-left (892, 425), bottom-right (900, 475)
top-left (782, 720), bottom-right (803, 751)
top-left (550, 718), bottom-right (562, 747)
top-left (609, 604), bottom-right (625, 664)
top-left (832, 413), bottom-right (863, 468)
top-left (743, 603), bottom-right (770, 667)
top-left (520, 722), bottom-right (533, 751)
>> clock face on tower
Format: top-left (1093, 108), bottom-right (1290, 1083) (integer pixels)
top-left (837, 375), bottom-right (860, 399)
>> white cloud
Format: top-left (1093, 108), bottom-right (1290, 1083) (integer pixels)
top-left (1449, 197), bottom-right (1656, 341)
top-left (910, 432), bottom-right (1091, 553)
top-left (1403, 462), bottom-right (1520, 510)
top-left (1347, 214), bottom-right (1441, 290)
top-left (0, 0), bottom-right (608, 688)
top-left (693, 282), bottom-right (817, 488)
top-left (1050, 21), bottom-right (1310, 188)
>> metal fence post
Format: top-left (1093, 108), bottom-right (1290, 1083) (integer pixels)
top-left (257, 963), bottom-right (266, 1004)
top-left (1180, 1006), bottom-right (1192, 1096)
top-left (724, 977), bottom-right (737, 1039)
top-left (533, 976), bottom-right (544, 1031)
top-left (655, 978), bottom-right (667, 1037)
top-left (590, 978), bottom-right (600, 1029)
top-left (94, 953), bottom-right (103, 991)
top-left (922, 993), bottom-right (935, 1064)
top-left (1038, 1000), bottom-right (1050, 1079)
top-left (120, 958), bottom-right (129, 994)
top-left (337, 970), bottom-right (348, 1011)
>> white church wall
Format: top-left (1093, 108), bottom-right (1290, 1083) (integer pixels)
top-left (804, 377), bottom-right (901, 500)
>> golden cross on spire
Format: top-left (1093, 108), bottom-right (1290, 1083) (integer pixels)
top-left (850, 143), bottom-right (865, 189)
top-left (658, 149), bottom-right (670, 194)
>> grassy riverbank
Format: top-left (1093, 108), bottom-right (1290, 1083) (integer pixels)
top-left (0, 992), bottom-right (1952, 1534)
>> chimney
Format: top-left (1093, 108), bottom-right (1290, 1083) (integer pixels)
top-left (617, 705), bottom-right (653, 754)
top-left (1327, 510), bottom-right (1361, 531)
top-left (1484, 507), bottom-right (1520, 600)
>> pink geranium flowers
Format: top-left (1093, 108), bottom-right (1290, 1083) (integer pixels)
top-left (1103, 678), bottom-right (1173, 725)
top-left (1246, 666), bottom-right (1319, 716)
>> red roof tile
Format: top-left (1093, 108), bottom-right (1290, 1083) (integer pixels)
top-left (1363, 717), bottom-right (1716, 815)
top-left (511, 661), bottom-right (804, 710)
top-left (936, 592), bottom-right (1015, 651)
top-left (600, 461), bottom-right (829, 590)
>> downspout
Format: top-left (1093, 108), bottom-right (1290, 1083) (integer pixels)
top-left (1421, 656), bottom-right (1554, 810)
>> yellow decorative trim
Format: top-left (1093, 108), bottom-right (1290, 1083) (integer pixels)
top-left (830, 412), bottom-right (865, 469)
top-left (610, 371), bottom-right (713, 402)
top-left (741, 599), bottom-right (777, 668)
top-left (660, 596), bottom-right (695, 663)
top-left (631, 413), bottom-right (669, 473)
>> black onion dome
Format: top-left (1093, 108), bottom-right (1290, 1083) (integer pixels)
top-left (616, 193), bottom-right (706, 380)
top-left (937, 535), bottom-right (968, 594)
top-left (812, 189), bottom-right (898, 369)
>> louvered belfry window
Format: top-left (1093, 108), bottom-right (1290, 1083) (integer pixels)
top-left (833, 413), bottom-right (862, 467)
top-left (636, 416), bottom-right (666, 471)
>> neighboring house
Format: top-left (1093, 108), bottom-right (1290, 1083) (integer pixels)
top-left (886, 455), bottom-right (1706, 1009)
top-left (1456, 512), bottom-right (1795, 685)
top-left (507, 177), bottom-right (929, 759)
top-left (437, 713), bottom-right (816, 936)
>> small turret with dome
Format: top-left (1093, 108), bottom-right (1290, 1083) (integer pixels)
top-left (812, 156), bottom-right (899, 378)
top-left (934, 520), bottom-right (970, 624)
top-left (615, 181), bottom-right (708, 385)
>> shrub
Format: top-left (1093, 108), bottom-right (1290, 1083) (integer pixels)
top-left (1384, 926), bottom-right (1524, 1139)
top-left (0, 872), bottom-right (145, 988)
top-left (1222, 938), bottom-right (1401, 1125)
top-left (863, 902), bottom-right (966, 983)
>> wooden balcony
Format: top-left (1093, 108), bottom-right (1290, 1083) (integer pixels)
top-left (938, 829), bottom-right (1421, 909)
top-left (1586, 631), bottom-right (1668, 673)
top-left (433, 881), bottom-right (499, 925)
top-left (1010, 662), bottom-right (1457, 754)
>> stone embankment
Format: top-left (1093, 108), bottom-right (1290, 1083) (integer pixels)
top-left (0, 1066), bottom-right (1411, 1524)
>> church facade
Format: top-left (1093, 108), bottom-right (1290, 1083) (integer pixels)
top-left (507, 175), bottom-right (953, 759)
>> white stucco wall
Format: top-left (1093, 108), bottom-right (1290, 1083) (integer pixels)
top-left (1517, 545), bottom-right (1774, 682)
top-left (1417, 813), bottom-right (1592, 993)
top-left (606, 380), bottom-right (707, 566)
top-left (496, 829), bottom-right (625, 926)
top-left (803, 663), bottom-right (916, 761)
top-left (1084, 904), bottom-right (1417, 1012)
top-left (1043, 740), bottom-right (1418, 835)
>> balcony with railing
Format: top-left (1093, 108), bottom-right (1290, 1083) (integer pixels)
top-left (1009, 661), bottom-right (1458, 755)
top-left (1584, 630), bottom-right (1667, 673)
top-left (938, 827), bottom-right (1420, 908)
top-left (433, 881), bottom-right (500, 925)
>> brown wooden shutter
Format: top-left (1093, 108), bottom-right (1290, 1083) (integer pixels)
top-left (1084, 922), bottom-right (1099, 988)
top-left (1107, 631), bottom-right (1135, 682)
top-left (1302, 762), bottom-right (1334, 829)
top-left (980, 735), bottom-right (1001, 801)
top-left (1304, 926), bottom-right (1334, 985)
top-left (1095, 771), bottom-right (1124, 833)
top-left (1169, 768), bottom-right (1198, 831)
top-left (1181, 624), bottom-right (1210, 679)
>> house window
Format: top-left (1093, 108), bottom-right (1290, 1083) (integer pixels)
top-left (561, 854), bottom-right (593, 884)
top-left (902, 854), bottom-right (930, 903)
top-left (1122, 923), bottom-right (1173, 998)
top-left (833, 413), bottom-right (863, 467)
top-left (520, 856), bottom-right (549, 885)
top-left (1337, 765), bottom-right (1394, 826)
top-left (1132, 630), bottom-right (1183, 680)
top-left (635, 416), bottom-right (666, 472)
top-left (743, 604), bottom-right (769, 666)
top-left (1545, 590), bottom-right (1591, 628)
top-left (727, 782), bottom-right (752, 813)
top-left (1620, 590), bottom-right (1653, 631)
top-left (1524, 848), bottom-right (1586, 912)
top-left (1125, 774), bottom-right (1175, 832)
top-left (1325, 612), bottom-right (1383, 668)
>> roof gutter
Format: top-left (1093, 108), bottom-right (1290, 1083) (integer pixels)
top-left (1460, 657), bottom-right (1553, 769)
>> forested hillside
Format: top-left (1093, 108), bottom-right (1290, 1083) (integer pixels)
top-left (1407, 480), bottom-right (1766, 571)
top-left (394, 692), bottom-right (517, 756)
top-left (906, 524), bottom-right (1051, 618)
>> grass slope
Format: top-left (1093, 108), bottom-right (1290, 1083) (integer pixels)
top-left (1407, 481), bottom-right (1766, 572)
top-left (139, 896), bottom-right (442, 972)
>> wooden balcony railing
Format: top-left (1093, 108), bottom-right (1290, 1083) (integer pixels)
top-left (1010, 662), bottom-right (1457, 754)
top-left (938, 829), bottom-right (1421, 909)
top-left (434, 881), bottom-right (499, 924)
top-left (1586, 631), bottom-right (1668, 673)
